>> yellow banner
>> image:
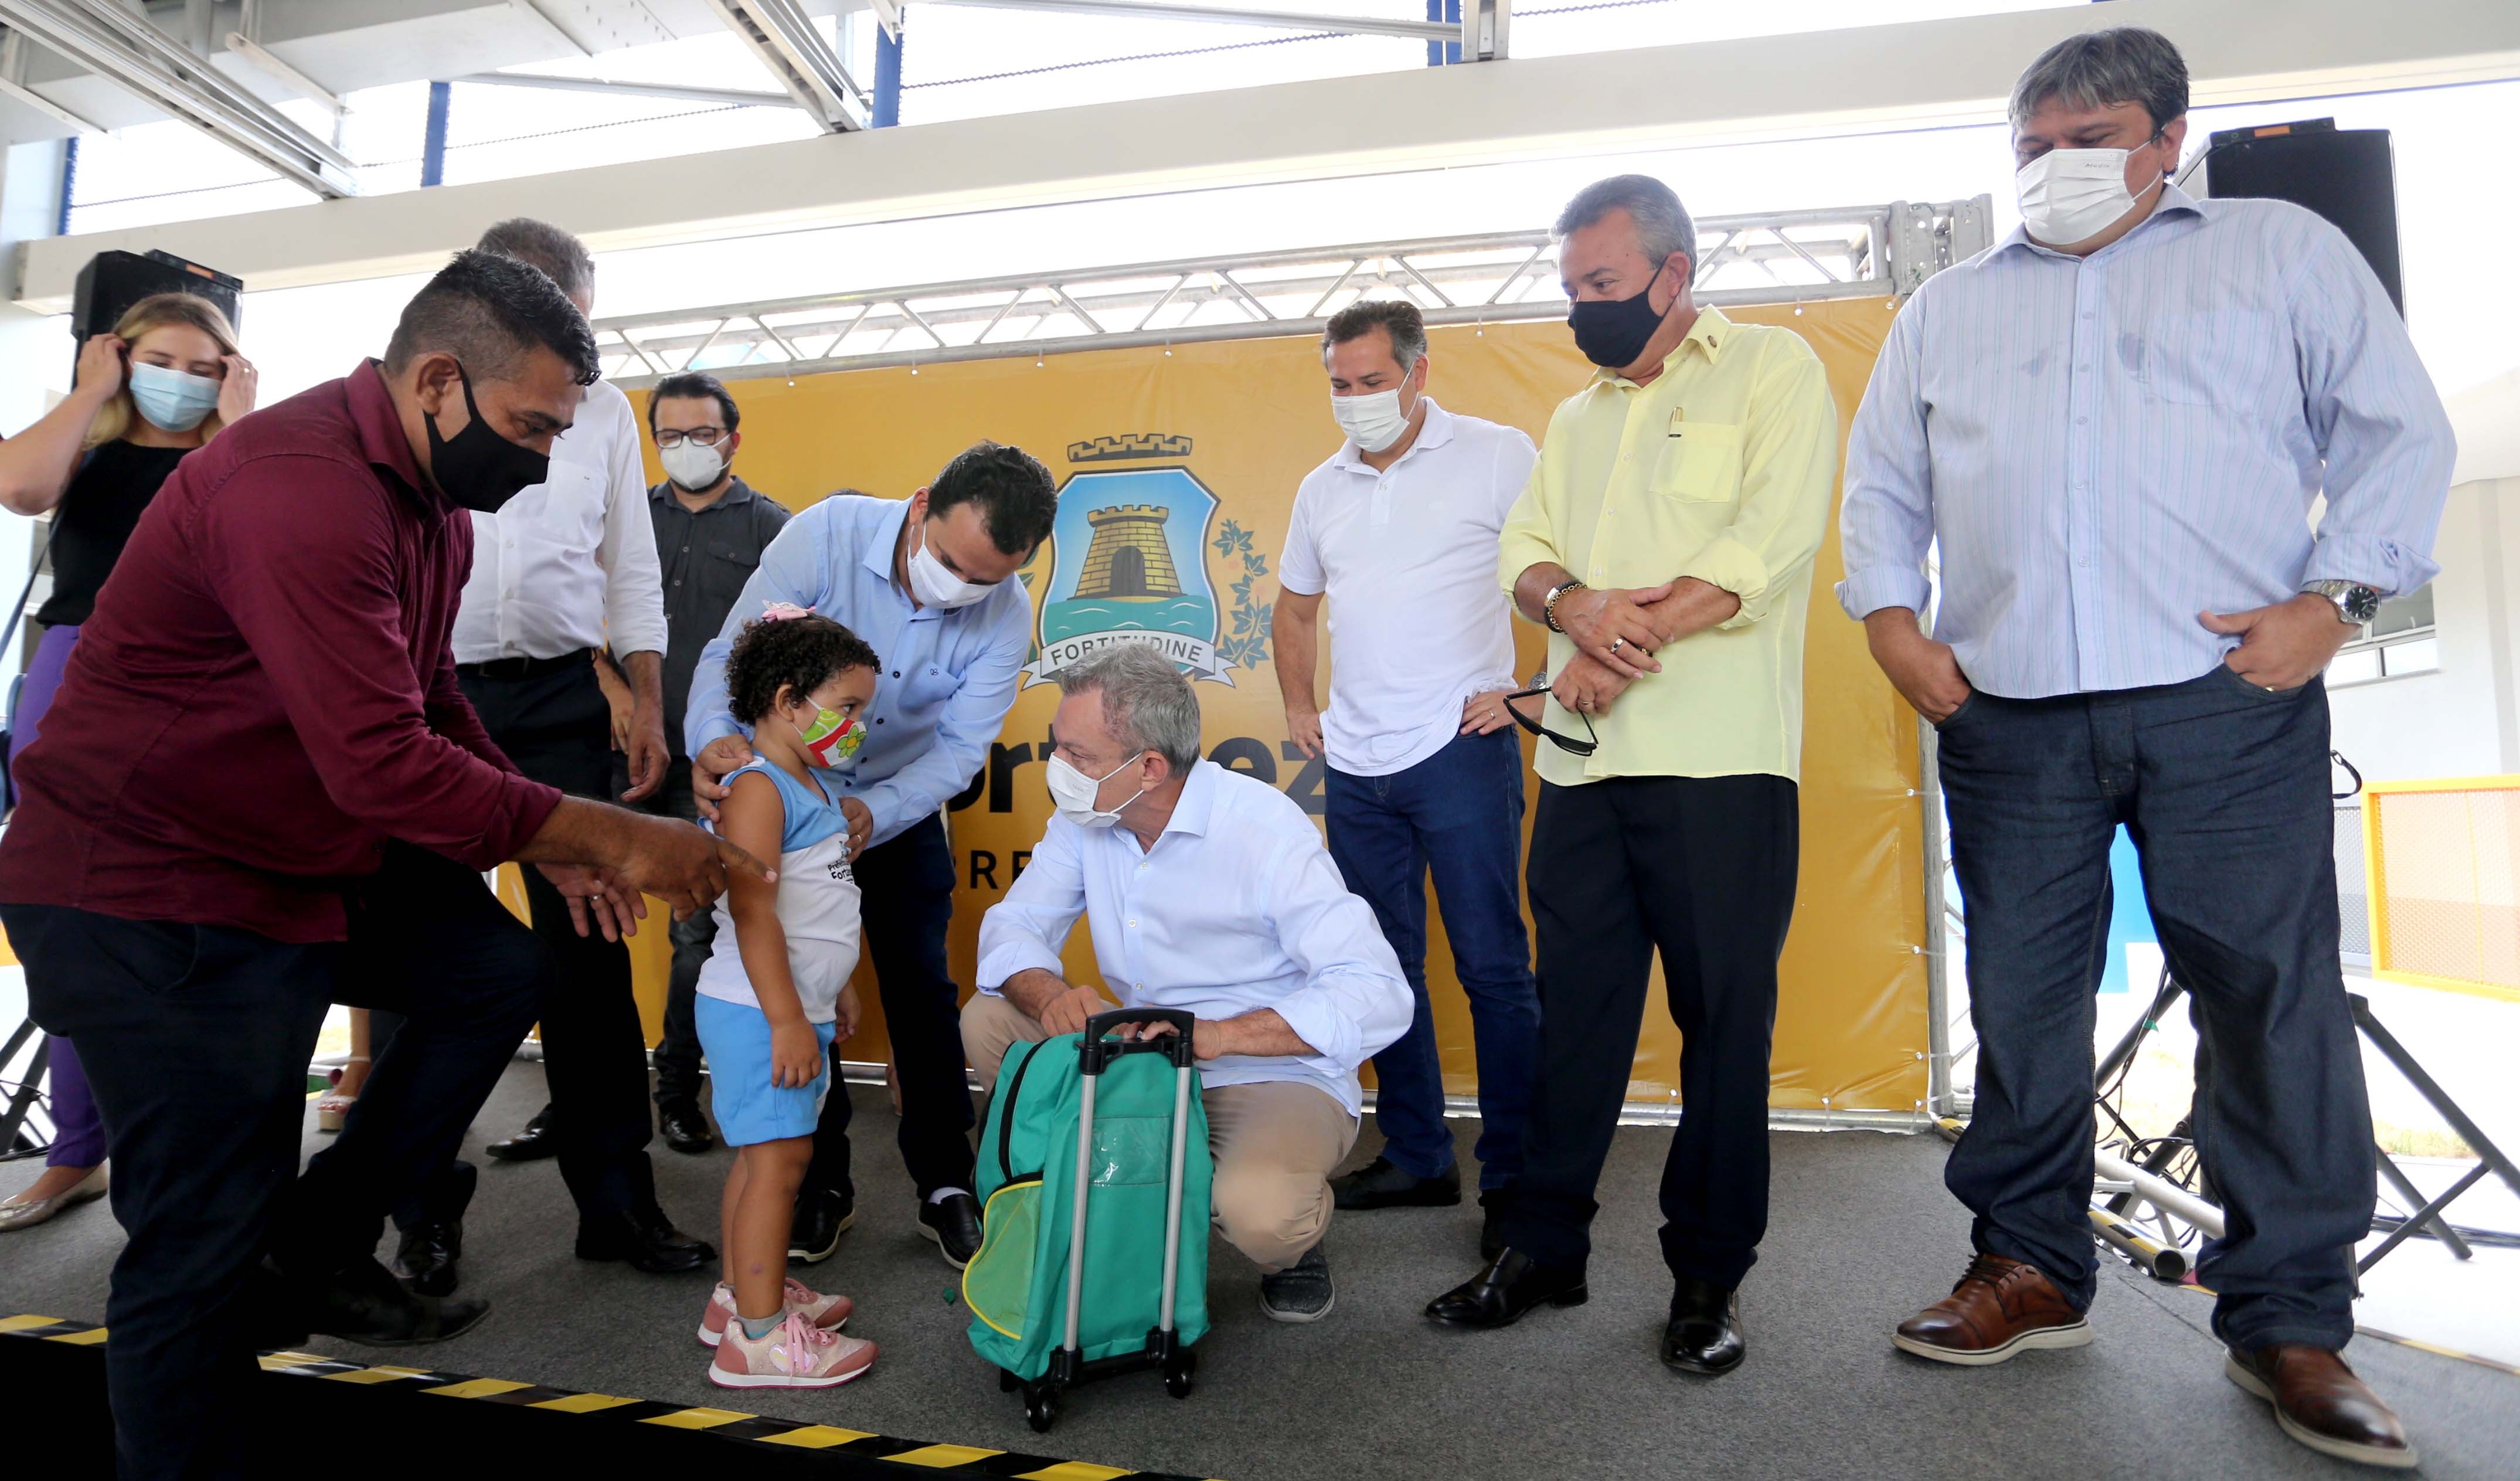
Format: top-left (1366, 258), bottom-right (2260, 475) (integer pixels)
top-left (630, 296), bottom-right (1927, 1112)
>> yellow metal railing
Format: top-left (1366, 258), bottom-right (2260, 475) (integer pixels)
top-left (2365, 776), bottom-right (2520, 1003)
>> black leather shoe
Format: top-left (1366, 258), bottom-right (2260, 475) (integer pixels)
top-left (1426, 1248), bottom-right (1588, 1329)
top-left (788, 1186), bottom-right (856, 1264)
top-left (393, 1218), bottom-right (463, 1298)
top-left (299, 1257), bottom-right (487, 1347)
top-left (1331, 1154), bottom-right (1462, 1210)
top-left (574, 1207), bottom-right (714, 1273)
top-left (241, 1261), bottom-right (312, 1352)
top-left (918, 1192), bottom-right (983, 1269)
top-left (657, 1100), bottom-right (716, 1156)
top-left (485, 1105), bottom-right (557, 1162)
top-left (1661, 1278), bottom-right (1746, 1375)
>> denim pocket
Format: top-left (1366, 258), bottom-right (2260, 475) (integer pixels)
top-left (2211, 661), bottom-right (2310, 702)
top-left (1930, 692), bottom-right (1981, 731)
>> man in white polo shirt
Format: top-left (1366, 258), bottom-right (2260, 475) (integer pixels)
top-left (1272, 298), bottom-right (1540, 1254)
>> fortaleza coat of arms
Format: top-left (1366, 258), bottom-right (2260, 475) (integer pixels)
top-left (1021, 436), bottom-right (1273, 687)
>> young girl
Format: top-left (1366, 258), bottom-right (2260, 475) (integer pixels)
top-left (695, 604), bottom-right (882, 1389)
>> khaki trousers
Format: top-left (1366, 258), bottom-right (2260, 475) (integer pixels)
top-left (961, 991), bottom-right (1355, 1272)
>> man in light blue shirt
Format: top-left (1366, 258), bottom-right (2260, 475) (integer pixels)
top-left (963, 646), bottom-right (1412, 1324)
top-left (1839, 29), bottom-right (2448, 1468)
top-left (686, 441), bottom-right (1059, 1269)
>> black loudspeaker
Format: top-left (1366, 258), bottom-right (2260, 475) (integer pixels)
top-left (69, 249), bottom-right (244, 347)
top-left (2196, 121), bottom-right (2403, 317)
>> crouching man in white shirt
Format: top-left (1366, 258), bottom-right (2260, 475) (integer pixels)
top-left (966, 645), bottom-right (1412, 1323)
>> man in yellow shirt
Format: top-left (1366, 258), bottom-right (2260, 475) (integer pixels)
top-left (1426, 175), bottom-right (1838, 1378)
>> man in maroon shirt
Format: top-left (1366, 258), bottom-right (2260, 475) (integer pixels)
top-left (0, 250), bottom-right (768, 1481)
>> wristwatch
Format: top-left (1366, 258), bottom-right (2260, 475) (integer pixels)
top-left (2301, 580), bottom-right (2383, 626)
top-left (1543, 579), bottom-right (1587, 634)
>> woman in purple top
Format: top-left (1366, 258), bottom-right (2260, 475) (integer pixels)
top-left (0, 292), bottom-right (254, 1234)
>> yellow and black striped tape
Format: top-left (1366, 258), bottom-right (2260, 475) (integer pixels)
top-left (2, 1315), bottom-right (1222, 1479)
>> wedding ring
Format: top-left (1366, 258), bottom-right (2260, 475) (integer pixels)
top-left (1609, 637), bottom-right (1627, 654)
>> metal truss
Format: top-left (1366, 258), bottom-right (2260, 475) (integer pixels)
top-left (593, 196), bottom-right (1992, 386)
top-left (0, 0), bottom-right (359, 197)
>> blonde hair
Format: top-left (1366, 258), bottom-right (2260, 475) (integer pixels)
top-left (83, 292), bottom-right (243, 450)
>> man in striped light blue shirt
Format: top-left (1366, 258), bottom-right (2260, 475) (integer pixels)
top-left (1839, 29), bottom-right (2450, 1469)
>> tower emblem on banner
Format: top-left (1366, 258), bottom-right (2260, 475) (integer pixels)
top-left (1025, 446), bottom-right (1247, 687)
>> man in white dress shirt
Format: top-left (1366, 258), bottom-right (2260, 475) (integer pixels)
top-left (1274, 298), bottom-right (1540, 1248)
top-left (454, 219), bottom-right (708, 1273)
top-left (963, 646), bottom-right (1412, 1323)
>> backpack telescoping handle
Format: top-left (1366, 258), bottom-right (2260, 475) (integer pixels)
top-left (1063, 1008), bottom-right (1201, 1360)
top-left (1077, 1007), bottom-right (1199, 1072)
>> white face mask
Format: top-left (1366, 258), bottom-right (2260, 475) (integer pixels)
top-left (1330, 368), bottom-right (1416, 454)
top-left (2015, 145), bottom-right (2159, 247)
top-left (658, 439), bottom-right (726, 492)
top-left (906, 517), bottom-right (995, 610)
top-left (1044, 750), bottom-right (1147, 829)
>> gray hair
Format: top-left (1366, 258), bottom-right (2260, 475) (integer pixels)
top-left (477, 217), bottom-right (597, 304)
top-left (1321, 297), bottom-right (1427, 371)
top-left (1060, 646), bottom-right (1203, 776)
top-left (2009, 27), bottom-right (2188, 133)
top-left (1554, 174), bottom-right (1695, 271)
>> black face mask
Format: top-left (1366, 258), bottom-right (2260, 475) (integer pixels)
top-left (1567, 259), bottom-right (1675, 370)
top-left (425, 363), bottom-right (552, 513)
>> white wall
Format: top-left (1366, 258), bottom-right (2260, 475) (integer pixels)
top-left (2329, 477), bottom-right (2520, 784)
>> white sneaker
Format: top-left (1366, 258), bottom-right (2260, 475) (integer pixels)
top-left (709, 1310), bottom-right (877, 1390)
top-left (697, 1279), bottom-right (853, 1347)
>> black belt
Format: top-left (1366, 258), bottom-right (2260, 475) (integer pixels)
top-left (455, 648), bottom-right (592, 683)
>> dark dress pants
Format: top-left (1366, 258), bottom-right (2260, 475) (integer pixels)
top-left (804, 811), bottom-right (976, 1200)
top-left (460, 660), bottom-right (659, 1222)
top-left (1, 844), bottom-right (550, 1481)
top-left (1495, 773), bottom-right (1799, 1288)
top-left (1937, 666), bottom-right (2374, 1351)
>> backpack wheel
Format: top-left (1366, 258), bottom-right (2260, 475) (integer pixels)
top-left (1164, 1364), bottom-right (1195, 1399)
top-left (1024, 1384), bottom-right (1060, 1434)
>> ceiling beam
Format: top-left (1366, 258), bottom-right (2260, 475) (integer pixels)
top-left (703, 0), bottom-right (865, 130)
top-left (455, 71), bottom-right (801, 109)
top-left (18, 0), bottom-right (2520, 307)
top-left (0, 0), bottom-right (359, 197)
top-left (222, 31), bottom-right (346, 116)
top-left (913, 0), bottom-right (1457, 42)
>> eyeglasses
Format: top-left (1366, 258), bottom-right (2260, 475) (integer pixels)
top-left (653, 427), bottom-right (729, 449)
top-left (1505, 687), bottom-right (1598, 758)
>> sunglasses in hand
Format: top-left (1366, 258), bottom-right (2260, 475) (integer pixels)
top-left (1504, 686), bottom-right (1599, 757)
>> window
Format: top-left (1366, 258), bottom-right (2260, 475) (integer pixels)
top-left (2329, 585), bottom-right (2438, 687)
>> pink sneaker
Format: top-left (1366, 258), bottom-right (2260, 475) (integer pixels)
top-left (698, 1280), bottom-right (854, 1347)
top-left (709, 1311), bottom-right (876, 1390)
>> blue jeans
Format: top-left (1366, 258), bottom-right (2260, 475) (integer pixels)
top-left (1937, 665), bottom-right (2374, 1351)
top-left (1325, 727), bottom-right (1538, 1188)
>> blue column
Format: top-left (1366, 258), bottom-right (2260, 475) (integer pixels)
top-left (1426, 0), bottom-right (1461, 66)
top-left (420, 81), bottom-right (451, 188)
top-left (873, 16), bottom-right (903, 128)
top-left (55, 135), bottom-right (76, 236)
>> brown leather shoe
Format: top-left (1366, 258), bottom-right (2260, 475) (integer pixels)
top-left (1892, 1252), bottom-right (2092, 1365)
top-left (2225, 1345), bottom-right (2417, 1470)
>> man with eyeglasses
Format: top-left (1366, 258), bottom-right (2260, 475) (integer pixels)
top-left (1426, 175), bottom-right (1838, 1380)
top-left (1841, 30), bottom-right (2450, 1466)
top-left (591, 371), bottom-right (791, 1158)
